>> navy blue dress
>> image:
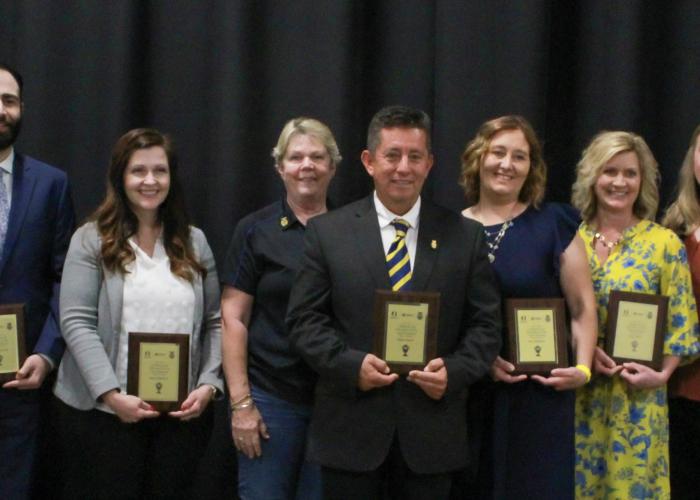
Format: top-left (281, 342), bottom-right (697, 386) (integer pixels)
top-left (473, 203), bottom-right (580, 500)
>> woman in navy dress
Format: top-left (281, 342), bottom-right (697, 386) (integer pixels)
top-left (460, 116), bottom-right (597, 499)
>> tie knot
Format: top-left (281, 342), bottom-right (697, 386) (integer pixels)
top-left (391, 218), bottom-right (409, 236)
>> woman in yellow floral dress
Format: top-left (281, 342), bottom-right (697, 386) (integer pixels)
top-left (571, 131), bottom-right (700, 499)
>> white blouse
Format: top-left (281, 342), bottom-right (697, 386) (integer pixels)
top-left (112, 237), bottom-right (195, 399)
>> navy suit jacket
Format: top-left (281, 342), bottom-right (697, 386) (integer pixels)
top-left (287, 196), bottom-right (502, 474)
top-left (0, 153), bottom-right (74, 364)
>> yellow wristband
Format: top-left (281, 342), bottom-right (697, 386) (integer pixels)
top-left (575, 364), bottom-right (592, 383)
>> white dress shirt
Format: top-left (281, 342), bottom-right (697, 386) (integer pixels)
top-left (98, 236), bottom-right (196, 412)
top-left (373, 191), bottom-right (421, 266)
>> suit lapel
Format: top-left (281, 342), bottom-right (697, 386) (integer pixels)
top-left (411, 200), bottom-right (443, 291)
top-left (0, 155), bottom-right (37, 274)
top-left (352, 196), bottom-right (391, 289)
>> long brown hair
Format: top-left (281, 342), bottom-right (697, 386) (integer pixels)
top-left (90, 128), bottom-right (205, 281)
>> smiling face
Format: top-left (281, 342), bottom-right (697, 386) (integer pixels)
top-left (123, 146), bottom-right (171, 220)
top-left (278, 133), bottom-right (335, 205)
top-left (0, 69), bottom-right (22, 156)
top-left (594, 150), bottom-right (641, 216)
top-left (361, 127), bottom-right (433, 215)
top-left (479, 128), bottom-right (531, 202)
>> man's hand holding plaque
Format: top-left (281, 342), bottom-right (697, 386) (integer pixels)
top-left (358, 353), bottom-right (399, 391)
top-left (372, 290), bottom-right (439, 375)
top-left (0, 304), bottom-right (27, 385)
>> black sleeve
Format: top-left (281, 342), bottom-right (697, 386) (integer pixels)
top-left (220, 217), bottom-right (261, 295)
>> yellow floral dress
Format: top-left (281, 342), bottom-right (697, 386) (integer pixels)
top-left (575, 220), bottom-right (700, 500)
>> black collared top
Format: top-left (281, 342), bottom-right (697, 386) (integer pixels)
top-left (221, 198), bottom-right (317, 405)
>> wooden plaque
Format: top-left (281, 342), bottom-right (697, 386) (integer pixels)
top-left (127, 332), bottom-right (189, 412)
top-left (373, 290), bottom-right (440, 375)
top-left (506, 298), bottom-right (569, 375)
top-left (605, 291), bottom-right (667, 371)
top-left (0, 304), bottom-right (27, 384)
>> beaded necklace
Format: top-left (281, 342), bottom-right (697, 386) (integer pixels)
top-left (593, 231), bottom-right (622, 252)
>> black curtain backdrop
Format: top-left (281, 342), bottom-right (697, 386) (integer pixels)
top-left (2, 0), bottom-right (699, 264)
top-left (2, 0), bottom-right (699, 497)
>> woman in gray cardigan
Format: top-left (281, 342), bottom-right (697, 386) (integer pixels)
top-left (53, 128), bottom-right (223, 499)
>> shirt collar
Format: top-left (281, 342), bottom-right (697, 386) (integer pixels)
top-left (373, 191), bottom-right (421, 230)
top-left (0, 148), bottom-right (14, 175)
top-left (279, 197), bottom-right (300, 231)
top-left (127, 234), bottom-right (167, 263)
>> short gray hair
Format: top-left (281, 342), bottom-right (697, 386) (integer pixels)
top-left (271, 117), bottom-right (342, 167)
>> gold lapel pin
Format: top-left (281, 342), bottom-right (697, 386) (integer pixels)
top-left (280, 216), bottom-right (289, 228)
top-left (431, 240), bottom-right (437, 249)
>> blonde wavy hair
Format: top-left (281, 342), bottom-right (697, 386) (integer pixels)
top-left (571, 131), bottom-right (659, 223)
top-left (662, 125), bottom-right (700, 236)
top-left (459, 115), bottom-right (546, 207)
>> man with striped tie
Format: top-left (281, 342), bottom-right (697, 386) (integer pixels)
top-left (288, 105), bottom-right (502, 499)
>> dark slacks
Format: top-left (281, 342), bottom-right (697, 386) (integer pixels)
top-left (322, 436), bottom-right (453, 500)
top-left (0, 388), bottom-right (40, 500)
top-left (55, 397), bottom-right (213, 500)
top-left (669, 397), bottom-right (700, 500)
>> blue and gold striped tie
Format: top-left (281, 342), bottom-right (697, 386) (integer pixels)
top-left (386, 218), bottom-right (412, 291)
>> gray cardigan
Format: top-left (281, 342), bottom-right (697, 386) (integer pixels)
top-left (54, 222), bottom-right (223, 410)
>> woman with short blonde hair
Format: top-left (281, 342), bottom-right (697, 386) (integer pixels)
top-left (571, 130), bottom-right (659, 223)
top-left (572, 130), bottom-right (699, 499)
top-left (221, 117), bottom-right (340, 500)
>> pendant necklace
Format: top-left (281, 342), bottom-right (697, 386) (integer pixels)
top-left (485, 219), bottom-right (514, 263)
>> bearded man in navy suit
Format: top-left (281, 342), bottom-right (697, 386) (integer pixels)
top-left (287, 106), bottom-right (501, 499)
top-left (0, 63), bottom-right (75, 499)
